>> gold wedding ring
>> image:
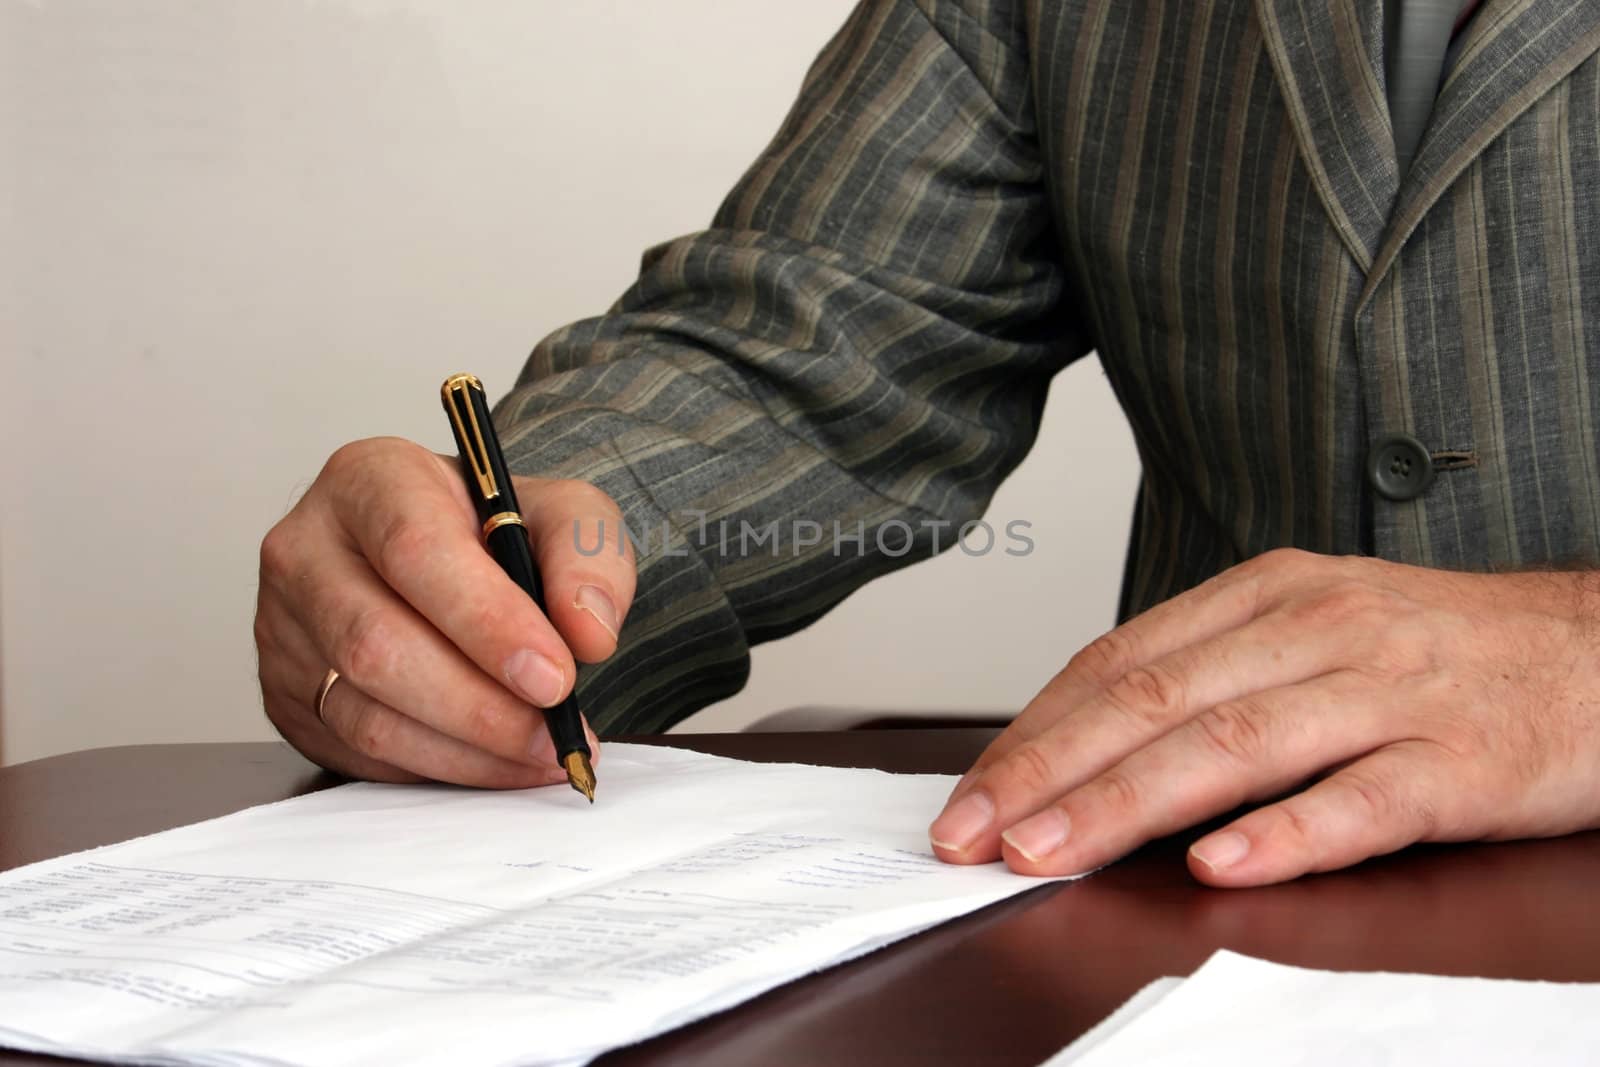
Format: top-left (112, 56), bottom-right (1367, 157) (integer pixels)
top-left (314, 668), bottom-right (342, 725)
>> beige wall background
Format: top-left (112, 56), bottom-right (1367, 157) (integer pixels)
top-left (0, 1), bottom-right (1139, 765)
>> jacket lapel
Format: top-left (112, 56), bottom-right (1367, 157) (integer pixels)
top-left (1255, 0), bottom-right (1399, 273)
top-left (1363, 0), bottom-right (1600, 300)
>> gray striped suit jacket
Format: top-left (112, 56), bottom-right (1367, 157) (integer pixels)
top-left (496, 0), bottom-right (1600, 734)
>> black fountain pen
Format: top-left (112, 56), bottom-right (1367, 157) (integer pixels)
top-left (441, 373), bottom-right (597, 802)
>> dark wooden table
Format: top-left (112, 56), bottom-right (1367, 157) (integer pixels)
top-left (4, 731), bottom-right (1600, 1066)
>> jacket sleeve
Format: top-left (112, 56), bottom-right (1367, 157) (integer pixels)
top-left (494, 0), bottom-right (1086, 733)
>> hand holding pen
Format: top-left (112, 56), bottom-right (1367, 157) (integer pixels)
top-left (254, 393), bottom-right (635, 790)
top-left (441, 373), bottom-right (597, 799)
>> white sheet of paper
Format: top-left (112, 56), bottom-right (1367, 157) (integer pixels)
top-left (1041, 950), bottom-right (1600, 1066)
top-left (0, 743), bottom-right (1062, 1067)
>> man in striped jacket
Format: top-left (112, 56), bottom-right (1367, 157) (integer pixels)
top-left (255, 0), bottom-right (1600, 886)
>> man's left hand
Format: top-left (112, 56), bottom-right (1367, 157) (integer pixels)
top-left (929, 549), bottom-right (1600, 886)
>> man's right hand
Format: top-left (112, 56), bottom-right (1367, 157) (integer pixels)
top-left (254, 437), bottom-right (635, 787)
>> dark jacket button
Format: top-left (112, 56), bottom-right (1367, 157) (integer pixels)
top-left (1367, 434), bottom-right (1435, 501)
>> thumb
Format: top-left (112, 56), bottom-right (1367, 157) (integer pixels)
top-left (516, 476), bottom-right (638, 664)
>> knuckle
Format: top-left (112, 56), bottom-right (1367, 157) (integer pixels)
top-left (375, 518), bottom-right (439, 579)
top-left (258, 522), bottom-right (298, 583)
top-left (1192, 699), bottom-right (1275, 765)
top-left (1068, 629), bottom-right (1141, 689)
top-left (1092, 768), bottom-right (1142, 814)
top-left (1276, 799), bottom-right (1322, 849)
top-left (466, 595), bottom-right (521, 640)
top-left (1000, 742), bottom-right (1061, 798)
top-left (1337, 768), bottom-right (1437, 836)
top-left (1106, 664), bottom-right (1188, 726)
top-left (455, 702), bottom-right (504, 751)
top-left (346, 701), bottom-right (393, 759)
top-left (323, 438), bottom-right (379, 480)
top-left (544, 482), bottom-right (633, 564)
top-left (338, 607), bottom-right (401, 683)
top-left (1258, 546), bottom-right (1315, 570)
top-left (325, 437), bottom-right (420, 494)
top-left (1339, 771), bottom-right (1391, 819)
top-left (534, 479), bottom-right (619, 532)
top-left (251, 610), bottom-right (277, 658)
top-left (568, 516), bottom-right (629, 562)
top-left (1240, 546), bottom-right (1312, 583)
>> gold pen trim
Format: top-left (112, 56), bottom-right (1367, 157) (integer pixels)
top-left (442, 372), bottom-right (484, 394)
top-left (441, 373), bottom-right (500, 501)
top-left (482, 511), bottom-right (526, 539)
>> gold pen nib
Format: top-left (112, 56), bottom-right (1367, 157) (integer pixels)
top-left (562, 751), bottom-right (596, 804)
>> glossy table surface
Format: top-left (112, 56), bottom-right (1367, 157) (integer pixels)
top-left (3, 731), bottom-right (1599, 1066)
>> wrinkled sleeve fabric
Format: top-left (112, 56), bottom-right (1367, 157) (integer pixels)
top-left (495, 0), bottom-right (1086, 733)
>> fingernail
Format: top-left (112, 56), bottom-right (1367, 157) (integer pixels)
top-left (1190, 831), bottom-right (1251, 872)
top-left (1001, 808), bottom-right (1071, 863)
top-left (574, 585), bottom-right (620, 640)
top-left (505, 648), bottom-right (566, 707)
top-left (930, 791), bottom-right (994, 853)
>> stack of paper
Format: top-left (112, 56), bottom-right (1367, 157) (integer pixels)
top-left (1045, 950), bottom-right (1600, 1066)
top-left (0, 744), bottom-right (1065, 1067)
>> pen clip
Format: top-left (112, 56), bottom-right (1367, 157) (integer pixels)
top-left (441, 373), bottom-right (501, 502)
